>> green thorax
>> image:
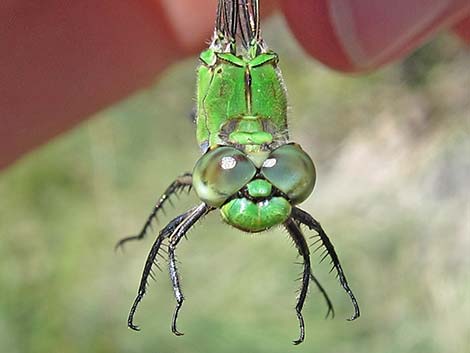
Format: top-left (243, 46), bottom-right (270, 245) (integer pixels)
top-left (196, 47), bottom-right (288, 152)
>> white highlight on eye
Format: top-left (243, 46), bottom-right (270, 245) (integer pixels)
top-left (220, 156), bottom-right (237, 170)
top-left (263, 158), bottom-right (277, 168)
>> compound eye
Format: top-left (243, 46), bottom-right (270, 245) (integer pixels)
top-left (261, 144), bottom-right (316, 204)
top-left (193, 146), bottom-right (256, 207)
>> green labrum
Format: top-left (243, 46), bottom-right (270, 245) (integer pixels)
top-left (220, 197), bottom-right (291, 232)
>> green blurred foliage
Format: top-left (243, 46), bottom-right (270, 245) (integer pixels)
top-left (1, 17), bottom-right (469, 353)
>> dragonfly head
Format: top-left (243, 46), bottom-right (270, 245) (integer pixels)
top-left (192, 144), bottom-right (316, 232)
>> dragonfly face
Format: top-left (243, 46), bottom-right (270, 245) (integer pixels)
top-left (192, 143), bottom-right (316, 232)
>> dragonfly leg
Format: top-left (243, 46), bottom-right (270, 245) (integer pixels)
top-left (309, 272), bottom-right (335, 319)
top-left (294, 221), bottom-right (335, 319)
top-left (116, 173), bottom-right (193, 250)
top-left (292, 207), bottom-right (360, 321)
top-left (284, 218), bottom-right (311, 345)
top-left (167, 203), bottom-right (211, 336)
top-left (127, 209), bottom-right (195, 331)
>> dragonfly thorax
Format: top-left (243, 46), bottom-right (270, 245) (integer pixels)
top-left (196, 47), bottom-right (288, 152)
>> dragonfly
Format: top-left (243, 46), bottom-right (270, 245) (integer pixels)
top-left (118, 0), bottom-right (360, 345)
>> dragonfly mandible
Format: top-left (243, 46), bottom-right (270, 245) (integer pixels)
top-left (118, 0), bottom-right (360, 345)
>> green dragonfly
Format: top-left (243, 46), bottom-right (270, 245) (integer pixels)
top-left (118, 0), bottom-right (359, 344)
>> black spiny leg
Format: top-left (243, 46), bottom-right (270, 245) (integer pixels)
top-left (294, 220), bottom-right (335, 319)
top-left (309, 273), bottom-right (335, 319)
top-left (167, 203), bottom-right (211, 336)
top-left (127, 208), bottom-right (195, 331)
top-left (292, 207), bottom-right (360, 321)
top-left (284, 218), bottom-right (311, 345)
top-left (116, 173), bottom-right (193, 250)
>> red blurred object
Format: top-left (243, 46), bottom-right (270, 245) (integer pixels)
top-left (453, 15), bottom-right (470, 43)
top-left (0, 0), bottom-right (184, 169)
top-left (282, 0), bottom-right (470, 71)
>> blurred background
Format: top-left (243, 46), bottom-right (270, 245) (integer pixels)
top-left (0, 15), bottom-right (469, 353)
